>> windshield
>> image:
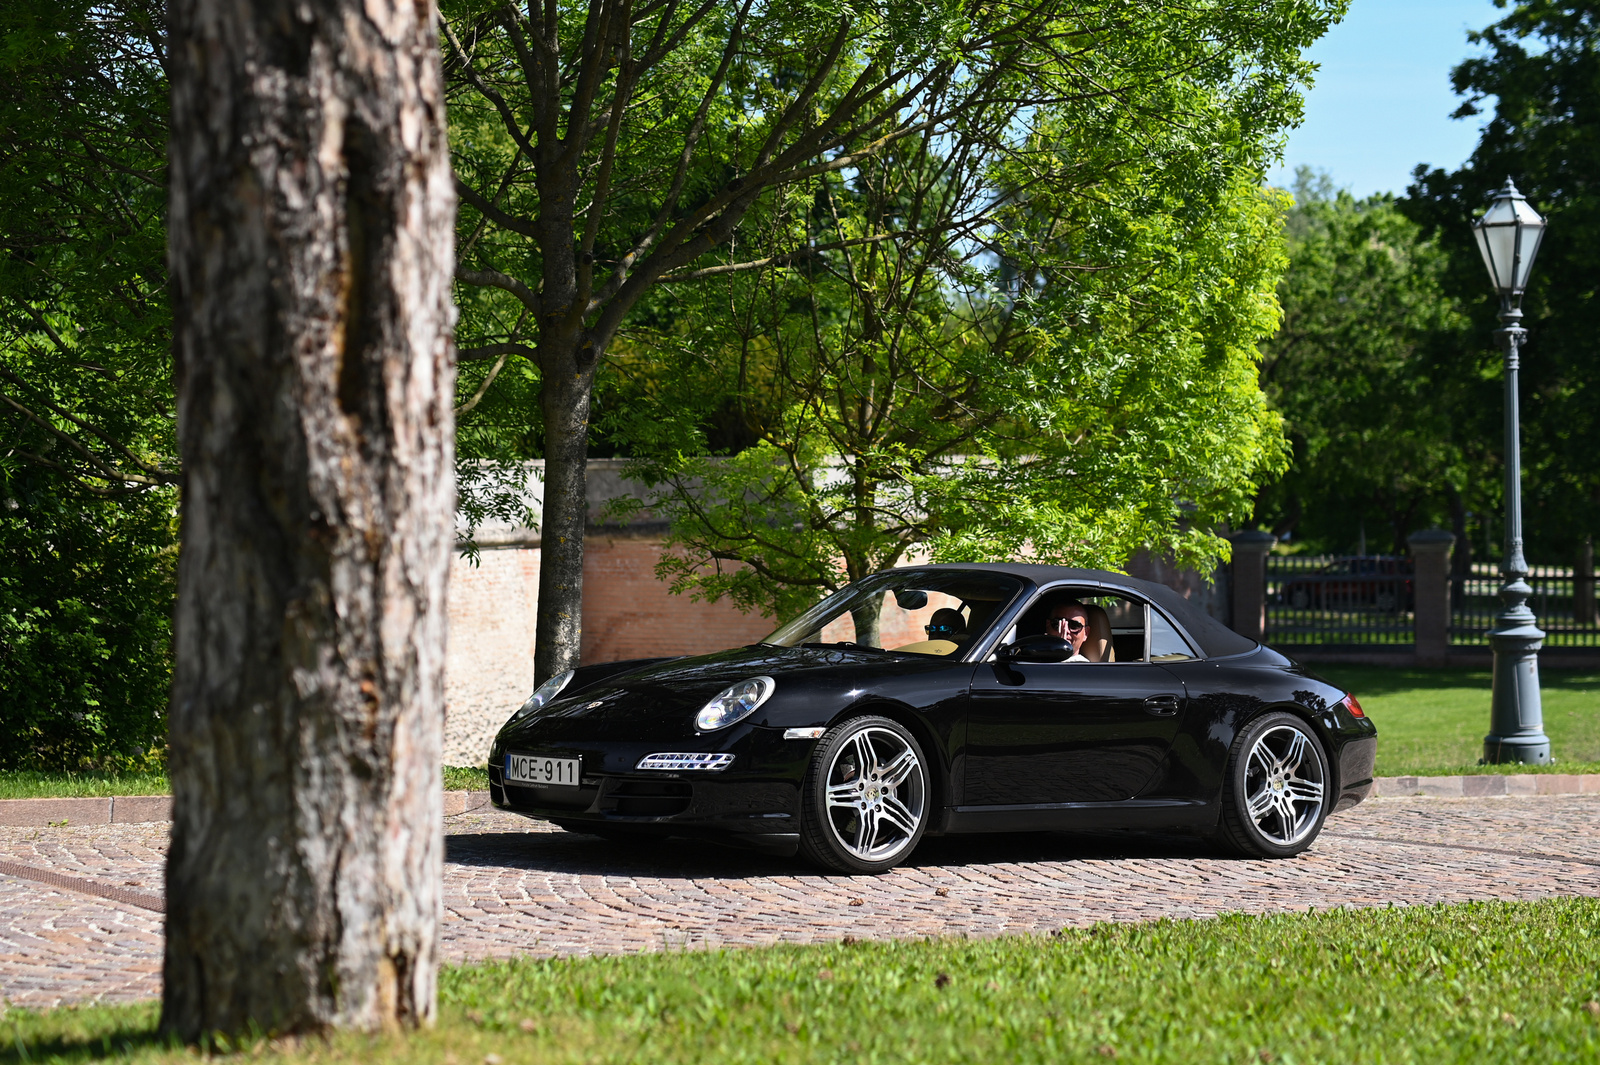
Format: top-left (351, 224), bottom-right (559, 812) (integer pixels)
top-left (762, 570), bottom-right (1025, 657)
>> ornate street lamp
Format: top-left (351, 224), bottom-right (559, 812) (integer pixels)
top-left (1471, 177), bottom-right (1551, 764)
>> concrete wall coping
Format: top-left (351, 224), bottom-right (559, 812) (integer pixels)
top-left (0, 790), bottom-right (494, 827)
top-left (1407, 528), bottom-right (1456, 550)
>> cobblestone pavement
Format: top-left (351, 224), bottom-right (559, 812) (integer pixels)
top-left (2, 796), bottom-right (1597, 1008)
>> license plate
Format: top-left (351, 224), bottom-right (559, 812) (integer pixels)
top-left (505, 753), bottom-right (581, 787)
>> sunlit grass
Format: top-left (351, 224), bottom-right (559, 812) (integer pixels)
top-left (0, 767), bottom-right (491, 800)
top-left (1314, 665), bottom-right (1600, 775)
top-left (5, 899), bottom-right (1599, 1063)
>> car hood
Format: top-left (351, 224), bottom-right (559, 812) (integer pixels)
top-left (496, 643), bottom-right (951, 745)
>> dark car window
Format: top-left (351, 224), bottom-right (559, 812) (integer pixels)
top-left (762, 570), bottom-right (1024, 657)
top-left (1149, 609), bottom-right (1198, 661)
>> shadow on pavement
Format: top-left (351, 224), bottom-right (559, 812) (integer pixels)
top-left (444, 825), bottom-right (1229, 879)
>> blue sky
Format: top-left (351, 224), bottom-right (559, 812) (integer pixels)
top-left (1265, 0), bottom-right (1507, 199)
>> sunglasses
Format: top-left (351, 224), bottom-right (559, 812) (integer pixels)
top-left (926, 624), bottom-right (958, 637)
top-left (1048, 616), bottom-right (1087, 633)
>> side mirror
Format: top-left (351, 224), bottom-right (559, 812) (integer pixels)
top-left (998, 634), bottom-right (1074, 663)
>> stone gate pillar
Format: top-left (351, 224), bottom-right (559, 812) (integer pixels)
top-left (1408, 528), bottom-right (1456, 667)
top-left (1229, 530), bottom-right (1277, 642)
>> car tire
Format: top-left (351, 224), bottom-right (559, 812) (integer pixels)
top-left (1216, 711), bottom-right (1331, 859)
top-left (1289, 588), bottom-right (1311, 610)
top-left (1374, 590), bottom-right (1399, 612)
top-left (798, 715), bottom-right (930, 874)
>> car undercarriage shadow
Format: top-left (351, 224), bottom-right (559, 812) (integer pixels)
top-left (444, 825), bottom-right (1230, 879)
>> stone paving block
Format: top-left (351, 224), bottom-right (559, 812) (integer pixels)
top-left (0, 797), bottom-right (112, 827)
top-left (110, 796), bottom-right (171, 823)
top-left (442, 790), bottom-right (493, 816)
top-left (1462, 775), bottom-right (1506, 797)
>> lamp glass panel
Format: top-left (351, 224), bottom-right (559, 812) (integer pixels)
top-left (1482, 223), bottom-right (1519, 293)
top-left (1514, 222), bottom-right (1545, 291)
top-left (1473, 224), bottom-right (1499, 289)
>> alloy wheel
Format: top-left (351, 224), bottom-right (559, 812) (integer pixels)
top-left (822, 726), bottom-right (926, 863)
top-left (1242, 724), bottom-right (1326, 846)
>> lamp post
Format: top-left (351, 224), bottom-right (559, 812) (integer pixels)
top-left (1471, 177), bottom-right (1551, 764)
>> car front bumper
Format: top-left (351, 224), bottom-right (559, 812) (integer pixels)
top-left (487, 723), bottom-right (813, 852)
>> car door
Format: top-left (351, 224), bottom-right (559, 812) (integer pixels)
top-left (963, 603), bottom-right (1189, 806)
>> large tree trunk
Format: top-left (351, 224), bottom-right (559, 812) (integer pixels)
top-left (533, 358), bottom-right (596, 684)
top-left (164, 0), bottom-right (455, 1039)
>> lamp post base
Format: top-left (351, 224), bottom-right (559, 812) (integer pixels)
top-left (1483, 588), bottom-right (1550, 765)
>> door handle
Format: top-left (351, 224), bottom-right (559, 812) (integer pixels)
top-left (1143, 694), bottom-right (1181, 717)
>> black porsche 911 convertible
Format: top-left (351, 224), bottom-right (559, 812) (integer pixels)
top-left (487, 564), bottom-right (1377, 873)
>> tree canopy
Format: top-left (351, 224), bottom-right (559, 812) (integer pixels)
top-left (1405, 0), bottom-right (1600, 559)
top-left (0, 0), bottom-right (176, 767)
top-left (1255, 170), bottom-right (1479, 557)
top-left (449, 0), bottom-right (1343, 627)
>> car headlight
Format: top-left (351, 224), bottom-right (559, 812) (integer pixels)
top-left (513, 669), bottom-right (574, 720)
top-left (695, 676), bottom-right (776, 732)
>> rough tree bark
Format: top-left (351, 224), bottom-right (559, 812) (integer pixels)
top-left (164, 0), bottom-right (455, 1039)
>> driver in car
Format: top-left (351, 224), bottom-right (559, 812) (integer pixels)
top-left (1047, 601), bottom-right (1092, 662)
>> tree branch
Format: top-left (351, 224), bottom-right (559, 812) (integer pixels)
top-left (454, 265), bottom-right (542, 316)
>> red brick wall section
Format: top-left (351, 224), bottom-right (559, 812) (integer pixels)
top-left (581, 537), bottom-right (775, 663)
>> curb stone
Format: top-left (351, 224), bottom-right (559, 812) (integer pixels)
top-left (0, 790), bottom-right (493, 827)
top-left (1370, 774), bottom-right (1600, 798)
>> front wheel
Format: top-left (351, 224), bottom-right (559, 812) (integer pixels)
top-left (799, 716), bottom-right (929, 874)
top-left (1216, 712), bottom-right (1330, 858)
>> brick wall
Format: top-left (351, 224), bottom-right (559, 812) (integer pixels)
top-left (580, 535), bottom-right (775, 662)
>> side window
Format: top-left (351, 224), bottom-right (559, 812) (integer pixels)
top-left (1149, 609), bottom-right (1198, 662)
top-left (1002, 588), bottom-right (1148, 663)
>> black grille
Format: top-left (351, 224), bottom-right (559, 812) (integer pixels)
top-left (605, 779), bottom-right (692, 817)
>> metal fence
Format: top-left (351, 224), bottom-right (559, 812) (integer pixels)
top-left (1450, 563), bottom-right (1600, 648)
top-left (1264, 554), bottom-right (1600, 647)
top-left (1264, 555), bottom-right (1414, 646)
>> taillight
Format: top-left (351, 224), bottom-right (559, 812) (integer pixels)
top-left (1340, 693), bottom-right (1366, 718)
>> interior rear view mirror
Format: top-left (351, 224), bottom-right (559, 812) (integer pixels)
top-left (893, 589), bottom-right (929, 611)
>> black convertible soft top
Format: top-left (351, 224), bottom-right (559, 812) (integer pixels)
top-left (908, 562), bottom-right (1259, 659)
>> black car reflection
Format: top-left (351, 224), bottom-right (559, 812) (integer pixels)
top-left (488, 564), bottom-right (1378, 873)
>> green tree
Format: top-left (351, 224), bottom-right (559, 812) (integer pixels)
top-left (446, 0), bottom-right (1341, 661)
top-left (1255, 170), bottom-right (1479, 557)
top-left (608, 100), bottom-right (1301, 617)
top-left (1405, 0), bottom-right (1600, 561)
top-left (0, 0), bottom-right (178, 767)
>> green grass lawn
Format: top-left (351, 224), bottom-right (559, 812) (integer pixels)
top-left (5, 899), bottom-right (1598, 1064)
top-left (1313, 665), bottom-right (1600, 776)
top-left (0, 766), bottom-right (492, 801)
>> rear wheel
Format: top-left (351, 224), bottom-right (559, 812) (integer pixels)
top-left (799, 716), bottom-right (929, 874)
top-left (1216, 712), bottom-right (1330, 858)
